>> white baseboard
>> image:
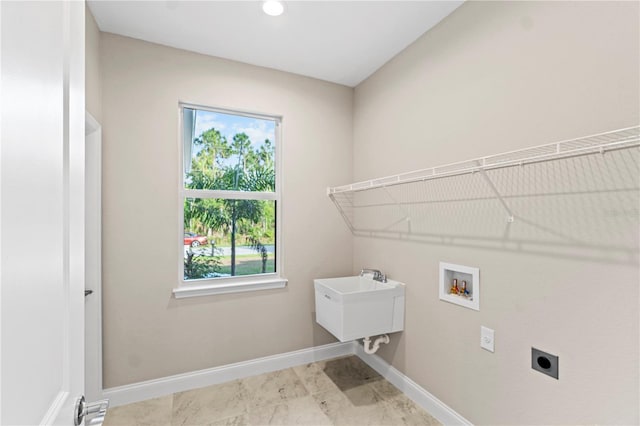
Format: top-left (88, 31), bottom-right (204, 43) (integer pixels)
top-left (103, 339), bottom-right (469, 426)
top-left (354, 343), bottom-right (472, 426)
top-left (103, 341), bottom-right (353, 407)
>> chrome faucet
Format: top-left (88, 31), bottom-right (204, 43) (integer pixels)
top-left (360, 268), bottom-right (387, 283)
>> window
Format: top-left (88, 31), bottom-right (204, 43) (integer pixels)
top-left (175, 104), bottom-right (285, 297)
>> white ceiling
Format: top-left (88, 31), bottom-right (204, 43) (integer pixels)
top-left (88, 1), bottom-right (463, 87)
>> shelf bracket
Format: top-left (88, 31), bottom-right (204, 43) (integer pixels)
top-left (476, 163), bottom-right (515, 223)
top-left (382, 187), bottom-right (412, 233)
top-left (329, 193), bottom-right (356, 233)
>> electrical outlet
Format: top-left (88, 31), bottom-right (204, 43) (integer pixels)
top-left (532, 347), bottom-right (559, 379)
top-left (480, 326), bottom-right (494, 352)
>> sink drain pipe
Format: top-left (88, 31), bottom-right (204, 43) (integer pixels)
top-left (363, 334), bottom-right (390, 354)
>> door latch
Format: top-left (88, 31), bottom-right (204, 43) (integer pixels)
top-left (74, 396), bottom-right (109, 426)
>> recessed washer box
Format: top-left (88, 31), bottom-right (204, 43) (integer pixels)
top-left (439, 262), bottom-right (480, 311)
top-left (314, 276), bottom-right (405, 342)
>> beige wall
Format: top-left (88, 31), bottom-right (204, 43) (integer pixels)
top-left (353, 1), bottom-right (639, 425)
top-left (85, 5), bottom-right (101, 122)
top-left (100, 34), bottom-right (353, 387)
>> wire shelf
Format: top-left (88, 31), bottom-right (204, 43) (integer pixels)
top-left (328, 126), bottom-right (640, 263)
top-left (328, 126), bottom-right (640, 195)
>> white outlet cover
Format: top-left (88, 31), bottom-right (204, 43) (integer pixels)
top-left (481, 326), bottom-right (495, 352)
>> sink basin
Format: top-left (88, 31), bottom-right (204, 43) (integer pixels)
top-left (314, 276), bottom-right (405, 342)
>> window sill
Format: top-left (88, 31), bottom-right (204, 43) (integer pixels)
top-left (173, 277), bottom-right (288, 299)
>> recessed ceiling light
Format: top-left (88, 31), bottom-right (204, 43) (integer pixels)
top-left (263, 0), bottom-right (284, 17)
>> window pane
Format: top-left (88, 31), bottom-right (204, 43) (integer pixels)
top-left (184, 109), bottom-right (276, 192)
top-left (184, 198), bottom-right (276, 281)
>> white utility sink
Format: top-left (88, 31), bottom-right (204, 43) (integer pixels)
top-left (314, 276), bottom-right (405, 342)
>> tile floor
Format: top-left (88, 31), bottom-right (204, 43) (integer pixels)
top-left (103, 355), bottom-right (441, 426)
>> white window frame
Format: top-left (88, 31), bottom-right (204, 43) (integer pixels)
top-left (173, 102), bottom-right (286, 298)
